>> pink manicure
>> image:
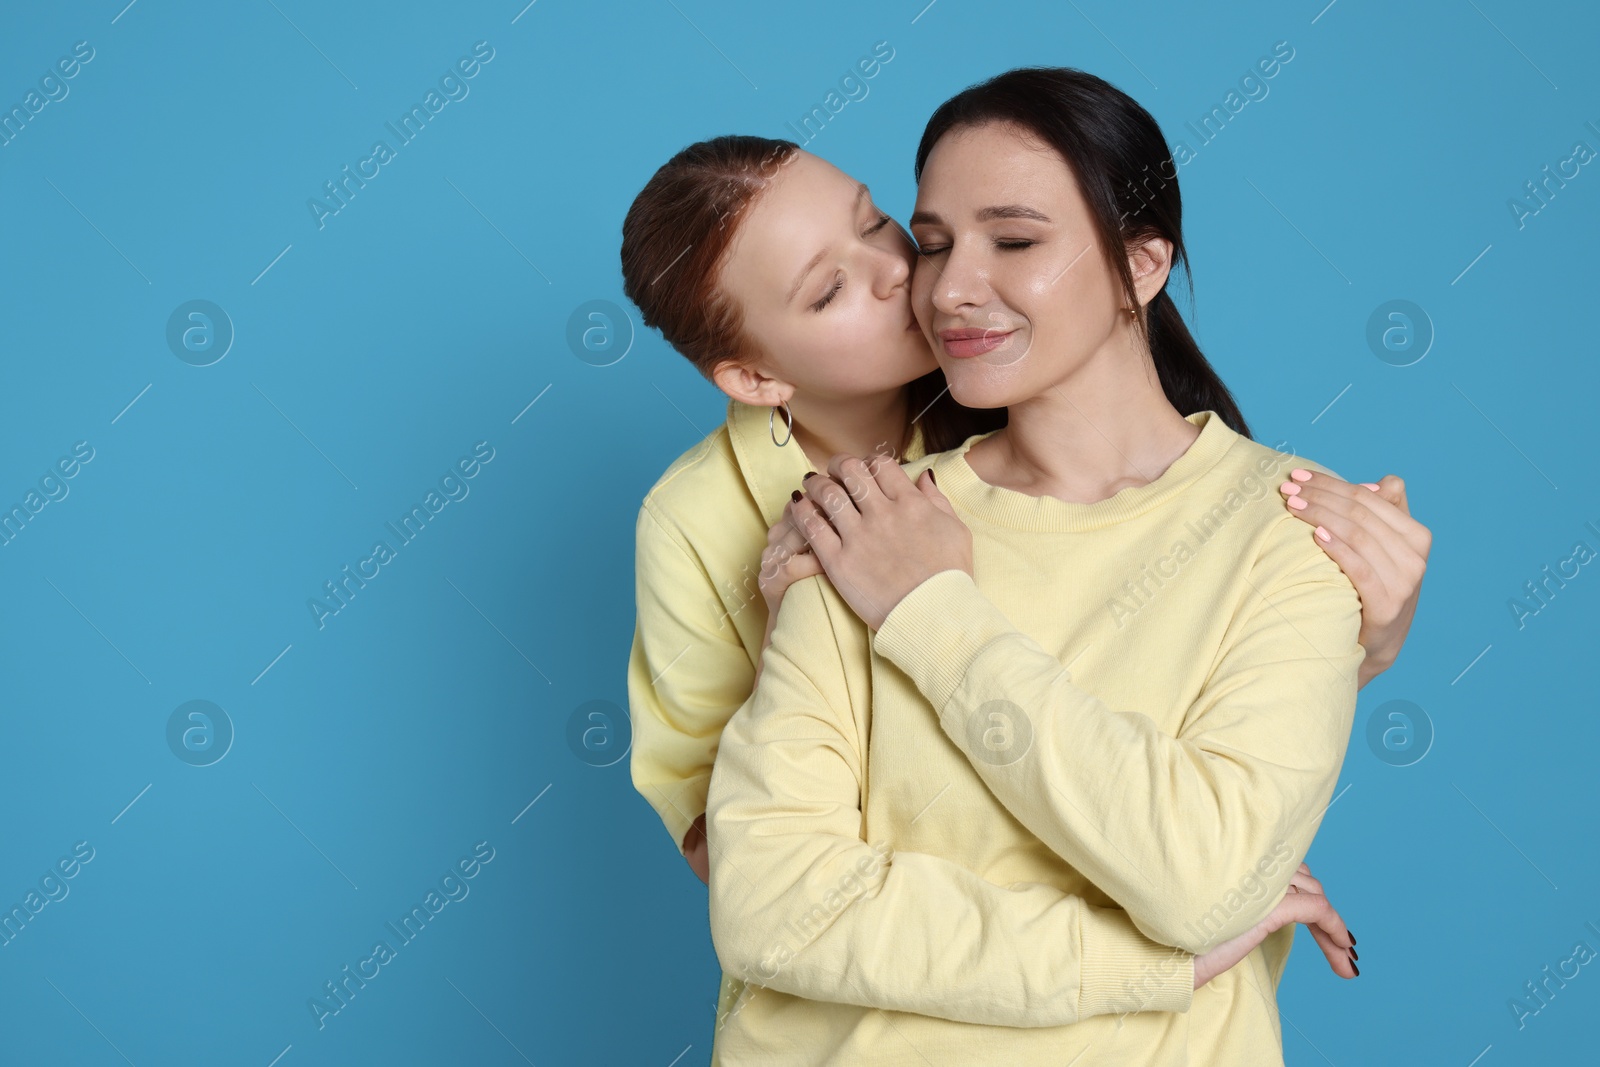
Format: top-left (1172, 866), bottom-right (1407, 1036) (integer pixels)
top-left (1290, 468), bottom-right (1313, 483)
top-left (1287, 496), bottom-right (1308, 510)
top-left (1360, 482), bottom-right (1380, 491)
top-left (1279, 481), bottom-right (1301, 496)
top-left (1315, 526), bottom-right (1332, 542)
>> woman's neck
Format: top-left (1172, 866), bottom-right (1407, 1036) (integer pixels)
top-left (969, 348), bottom-right (1199, 504)
top-left (789, 388), bottom-right (911, 471)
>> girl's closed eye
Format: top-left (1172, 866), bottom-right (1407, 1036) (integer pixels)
top-left (810, 274), bottom-right (844, 312)
top-left (810, 214), bottom-right (892, 312)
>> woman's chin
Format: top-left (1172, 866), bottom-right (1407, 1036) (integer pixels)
top-left (943, 365), bottom-right (1018, 411)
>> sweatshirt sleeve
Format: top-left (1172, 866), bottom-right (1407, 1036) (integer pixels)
top-left (706, 574), bottom-right (1195, 1026)
top-left (869, 516), bottom-right (1364, 955)
top-left (627, 501), bottom-right (758, 856)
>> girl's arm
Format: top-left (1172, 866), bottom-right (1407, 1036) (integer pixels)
top-left (1278, 470), bottom-right (1431, 687)
top-left (628, 502), bottom-right (761, 868)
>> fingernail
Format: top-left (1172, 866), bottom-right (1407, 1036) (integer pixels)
top-left (929, 468), bottom-right (937, 486)
top-left (1290, 468), bottom-right (1313, 483)
top-left (1360, 482), bottom-right (1380, 491)
top-left (791, 489), bottom-right (802, 502)
top-left (1278, 481), bottom-right (1300, 496)
top-left (1315, 525), bottom-right (1331, 543)
top-left (1352, 961), bottom-right (1359, 976)
top-left (1286, 496), bottom-right (1308, 511)
top-left (1349, 932), bottom-right (1356, 945)
top-left (804, 470), bottom-right (817, 479)
top-left (1349, 947), bottom-right (1358, 961)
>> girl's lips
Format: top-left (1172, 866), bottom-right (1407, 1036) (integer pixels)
top-left (939, 329), bottom-right (1016, 358)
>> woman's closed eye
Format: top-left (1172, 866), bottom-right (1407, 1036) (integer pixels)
top-left (914, 236), bottom-right (1036, 256)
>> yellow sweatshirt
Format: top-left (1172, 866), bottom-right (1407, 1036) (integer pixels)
top-left (629, 400), bottom-right (1209, 1058)
top-left (705, 409), bottom-right (1365, 1065)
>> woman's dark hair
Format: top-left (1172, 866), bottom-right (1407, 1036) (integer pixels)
top-left (914, 67), bottom-right (1252, 439)
top-left (619, 134), bottom-right (1002, 457)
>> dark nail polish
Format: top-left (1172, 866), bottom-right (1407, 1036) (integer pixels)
top-left (791, 489), bottom-right (802, 502)
top-left (1349, 947), bottom-right (1358, 961)
top-left (1351, 962), bottom-right (1359, 976)
top-left (1349, 932), bottom-right (1356, 946)
top-left (929, 468), bottom-right (937, 486)
top-left (804, 470), bottom-right (817, 479)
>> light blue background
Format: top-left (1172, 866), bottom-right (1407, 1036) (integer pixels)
top-left (1, 0), bottom-right (1596, 1063)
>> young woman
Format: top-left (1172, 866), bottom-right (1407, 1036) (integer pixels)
top-left (702, 68), bottom-right (1423, 1064)
top-left (623, 111), bottom-right (1423, 1059)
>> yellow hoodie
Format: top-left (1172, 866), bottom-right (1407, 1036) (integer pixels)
top-left (705, 410), bottom-right (1364, 1065)
top-left (629, 400), bottom-right (1212, 1058)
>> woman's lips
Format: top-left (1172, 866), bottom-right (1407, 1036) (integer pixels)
top-left (939, 328), bottom-right (1016, 358)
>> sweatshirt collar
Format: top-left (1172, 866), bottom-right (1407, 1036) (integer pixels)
top-left (726, 398), bottom-right (930, 528)
top-left (727, 399), bottom-right (815, 528)
top-left (930, 410), bottom-right (1239, 532)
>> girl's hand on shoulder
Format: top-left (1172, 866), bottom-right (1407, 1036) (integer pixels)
top-left (1277, 470), bottom-right (1431, 688)
top-left (791, 454), bottom-right (972, 632)
top-left (759, 504), bottom-right (824, 620)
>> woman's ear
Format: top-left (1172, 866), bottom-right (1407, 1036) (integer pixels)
top-left (1126, 234), bottom-right (1174, 307)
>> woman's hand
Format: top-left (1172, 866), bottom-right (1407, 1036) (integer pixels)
top-left (1192, 862), bottom-right (1358, 988)
top-left (790, 454), bottom-right (972, 632)
top-left (1278, 470), bottom-right (1431, 688)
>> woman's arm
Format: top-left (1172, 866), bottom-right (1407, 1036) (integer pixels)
top-left (788, 458), bottom-right (1362, 954)
top-left (678, 509), bottom-right (829, 884)
top-left (707, 573), bottom-right (1199, 1026)
top-left (867, 538), bottom-right (1362, 956)
top-left (1278, 470), bottom-right (1431, 687)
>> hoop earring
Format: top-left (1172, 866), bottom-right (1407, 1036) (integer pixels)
top-left (770, 400), bottom-right (794, 447)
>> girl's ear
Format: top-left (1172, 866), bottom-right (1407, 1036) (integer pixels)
top-left (710, 359), bottom-right (788, 407)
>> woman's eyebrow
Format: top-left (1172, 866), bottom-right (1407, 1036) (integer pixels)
top-left (909, 204), bottom-right (1053, 227)
top-left (978, 204), bottom-right (1051, 222)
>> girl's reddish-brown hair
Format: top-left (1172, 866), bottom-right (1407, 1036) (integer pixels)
top-left (619, 134), bottom-right (1003, 456)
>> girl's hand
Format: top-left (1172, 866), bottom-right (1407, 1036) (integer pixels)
top-left (758, 503), bottom-right (823, 620)
top-left (752, 505), bottom-right (825, 684)
top-left (682, 813), bottom-right (710, 886)
top-left (1278, 471), bottom-right (1431, 688)
top-left (1192, 862), bottom-right (1358, 988)
top-left (791, 455), bottom-right (972, 632)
